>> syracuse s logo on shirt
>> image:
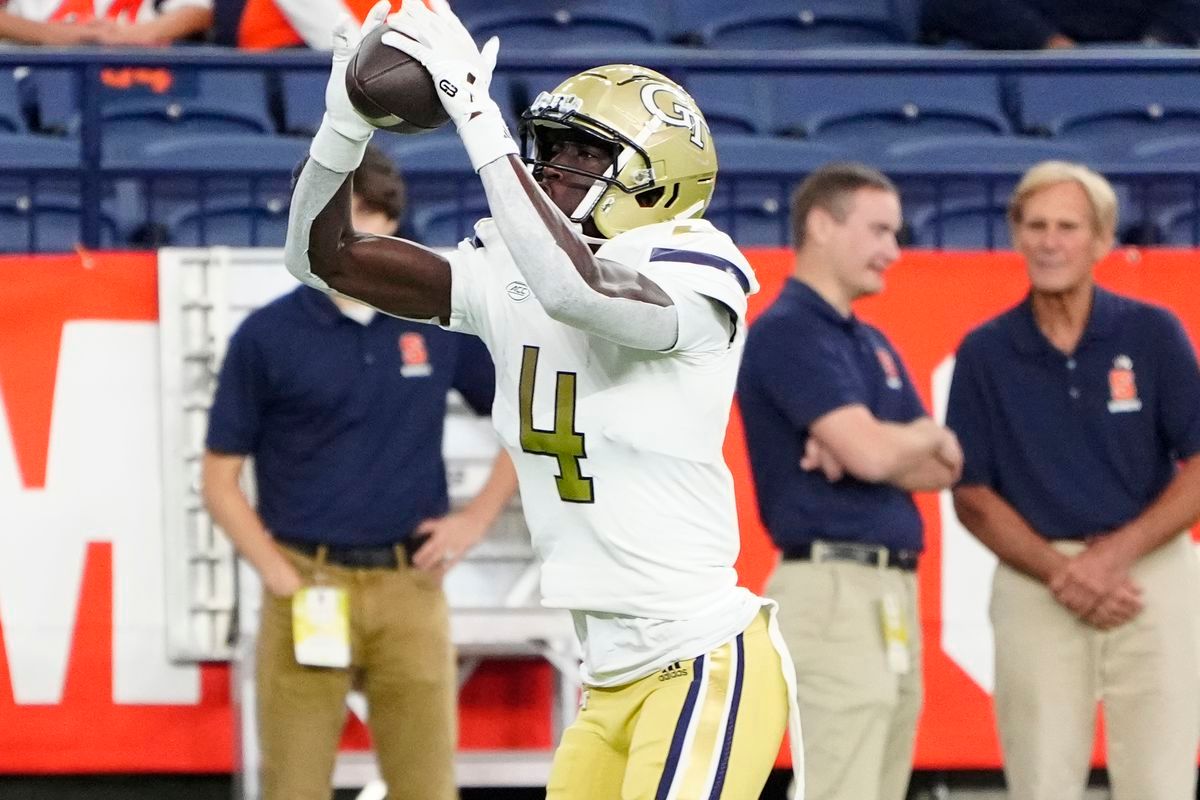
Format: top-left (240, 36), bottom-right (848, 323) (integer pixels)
top-left (1107, 354), bottom-right (1142, 413)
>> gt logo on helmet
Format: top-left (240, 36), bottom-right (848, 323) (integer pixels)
top-left (640, 83), bottom-right (706, 149)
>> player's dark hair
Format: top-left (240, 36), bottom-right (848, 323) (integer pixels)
top-left (353, 144), bottom-right (407, 224)
top-left (790, 162), bottom-right (897, 248)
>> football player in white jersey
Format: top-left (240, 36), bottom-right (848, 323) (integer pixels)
top-left (284, 2), bottom-right (801, 797)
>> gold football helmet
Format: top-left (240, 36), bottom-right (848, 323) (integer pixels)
top-left (519, 64), bottom-right (718, 239)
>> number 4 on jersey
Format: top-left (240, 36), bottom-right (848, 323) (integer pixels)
top-left (519, 345), bottom-right (594, 503)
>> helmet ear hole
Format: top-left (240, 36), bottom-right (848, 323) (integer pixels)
top-left (635, 186), bottom-right (665, 208)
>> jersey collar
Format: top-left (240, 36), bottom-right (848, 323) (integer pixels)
top-left (1009, 284), bottom-right (1120, 356)
top-left (297, 286), bottom-right (345, 328)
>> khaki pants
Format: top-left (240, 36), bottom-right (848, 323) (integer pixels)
top-left (991, 534), bottom-right (1200, 800)
top-left (768, 559), bottom-right (922, 800)
top-left (256, 545), bottom-right (458, 800)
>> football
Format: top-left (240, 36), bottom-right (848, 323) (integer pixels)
top-left (345, 24), bottom-right (450, 135)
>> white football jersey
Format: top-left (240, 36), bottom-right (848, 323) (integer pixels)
top-left (446, 217), bottom-right (759, 625)
top-left (3, 0), bottom-right (209, 24)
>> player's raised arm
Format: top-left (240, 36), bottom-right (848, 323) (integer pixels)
top-left (381, 0), bottom-right (684, 351)
top-left (285, 1), bottom-right (452, 323)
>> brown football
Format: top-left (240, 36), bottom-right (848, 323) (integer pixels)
top-left (345, 24), bottom-right (450, 134)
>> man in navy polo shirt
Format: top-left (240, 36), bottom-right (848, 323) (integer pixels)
top-left (201, 145), bottom-right (517, 800)
top-left (947, 161), bottom-right (1200, 800)
top-left (738, 162), bottom-right (962, 800)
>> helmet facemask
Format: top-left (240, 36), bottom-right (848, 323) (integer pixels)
top-left (521, 98), bottom-right (660, 232)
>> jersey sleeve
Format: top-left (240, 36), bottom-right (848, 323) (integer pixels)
top-left (741, 313), bottom-right (872, 431)
top-left (600, 221), bottom-right (758, 355)
top-left (945, 334), bottom-right (995, 487)
top-left (205, 322), bottom-right (266, 456)
top-left (444, 235), bottom-right (492, 337)
top-left (1154, 309), bottom-right (1200, 460)
top-left (451, 332), bottom-right (497, 415)
top-left (890, 339), bottom-right (929, 421)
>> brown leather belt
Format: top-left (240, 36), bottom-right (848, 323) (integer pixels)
top-left (276, 536), bottom-right (424, 569)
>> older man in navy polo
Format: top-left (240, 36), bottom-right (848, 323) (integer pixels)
top-left (739, 163), bottom-right (962, 800)
top-left (948, 161), bottom-right (1200, 800)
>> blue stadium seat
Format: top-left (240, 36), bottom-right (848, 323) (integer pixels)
top-left (718, 134), bottom-right (847, 174)
top-left (682, 73), bottom-right (771, 135)
top-left (879, 135), bottom-right (1090, 168)
top-left (1155, 202), bottom-right (1200, 246)
top-left (706, 137), bottom-right (848, 246)
top-left (0, 132), bottom-right (79, 168)
top-left (163, 196), bottom-right (291, 247)
top-left (1129, 134), bottom-right (1200, 164)
top-left (279, 70), bottom-right (328, 136)
top-left (380, 133), bottom-right (474, 171)
top-left (773, 73), bottom-right (1011, 146)
top-left (1016, 72), bottom-right (1200, 156)
top-left (0, 70), bottom-right (27, 133)
top-left (677, 0), bottom-right (912, 48)
top-left (110, 135), bottom-right (304, 247)
top-left (907, 197), bottom-right (1009, 250)
top-left (374, 133), bottom-right (482, 221)
top-left (705, 188), bottom-right (789, 246)
top-left (31, 68), bottom-right (274, 157)
top-left (453, 0), bottom-right (670, 47)
top-left (128, 133), bottom-right (307, 171)
top-left (409, 196), bottom-right (490, 247)
top-left (0, 190), bottom-right (116, 253)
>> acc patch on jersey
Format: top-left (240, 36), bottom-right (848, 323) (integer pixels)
top-left (398, 332), bottom-right (432, 378)
top-left (1107, 354), bottom-right (1142, 413)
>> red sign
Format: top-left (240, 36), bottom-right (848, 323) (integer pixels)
top-left (2, 247), bottom-right (1198, 773)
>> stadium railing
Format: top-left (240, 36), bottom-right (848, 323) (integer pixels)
top-left (3, 47), bottom-right (1200, 252)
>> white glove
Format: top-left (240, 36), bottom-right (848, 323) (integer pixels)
top-left (381, 0), bottom-right (517, 171)
top-left (310, 0), bottom-right (391, 173)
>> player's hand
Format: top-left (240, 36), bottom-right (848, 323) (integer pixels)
top-left (1082, 578), bottom-right (1144, 630)
top-left (410, 511), bottom-right (489, 576)
top-left (38, 19), bottom-right (106, 45)
top-left (935, 428), bottom-right (964, 483)
top-left (382, 0), bottom-right (517, 170)
top-left (93, 20), bottom-right (167, 47)
top-left (324, 0), bottom-right (391, 143)
top-left (1048, 534), bottom-right (1133, 617)
top-left (799, 436), bottom-right (845, 482)
top-left (262, 558), bottom-right (304, 598)
top-left (382, 0), bottom-right (499, 129)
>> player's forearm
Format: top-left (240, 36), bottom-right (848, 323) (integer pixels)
top-left (0, 12), bottom-right (72, 43)
top-left (839, 417), bottom-right (946, 484)
top-left (286, 154), bottom-right (452, 320)
top-left (479, 156), bottom-right (678, 350)
top-left (200, 453), bottom-right (293, 585)
top-left (459, 450), bottom-right (518, 529)
top-left (285, 155), bottom-right (353, 292)
top-left (890, 456), bottom-right (957, 492)
top-left (1107, 455), bottom-right (1200, 562)
top-left (952, 485), bottom-right (1067, 582)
